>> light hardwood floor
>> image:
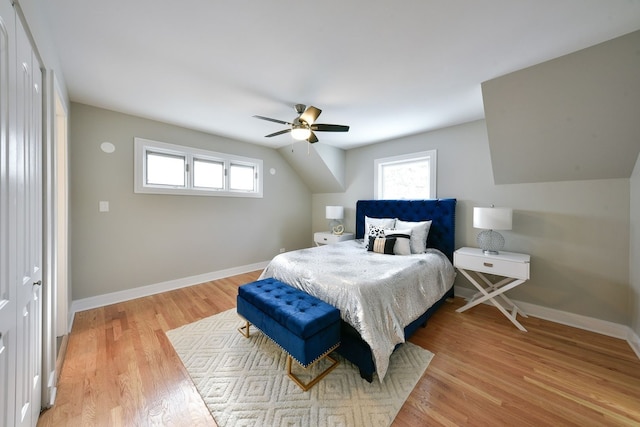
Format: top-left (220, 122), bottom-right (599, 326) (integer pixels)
top-left (38, 271), bottom-right (640, 426)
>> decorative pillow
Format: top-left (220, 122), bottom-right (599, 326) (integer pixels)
top-left (365, 225), bottom-right (388, 249)
top-left (395, 219), bottom-right (432, 254)
top-left (368, 225), bottom-right (387, 238)
top-left (364, 216), bottom-right (396, 246)
top-left (384, 229), bottom-right (412, 255)
top-left (367, 236), bottom-right (396, 254)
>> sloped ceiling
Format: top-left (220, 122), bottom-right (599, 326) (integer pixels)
top-left (482, 30), bottom-right (640, 184)
top-left (278, 142), bottom-right (345, 193)
top-left (41, 1), bottom-right (640, 150)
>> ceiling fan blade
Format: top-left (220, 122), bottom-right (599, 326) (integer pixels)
top-left (307, 131), bottom-right (319, 143)
top-left (265, 129), bottom-right (291, 137)
top-left (311, 124), bottom-right (350, 132)
top-left (300, 106), bottom-right (322, 125)
top-left (253, 115), bottom-right (292, 126)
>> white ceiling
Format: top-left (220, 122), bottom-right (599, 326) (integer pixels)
top-left (42, 0), bottom-right (640, 149)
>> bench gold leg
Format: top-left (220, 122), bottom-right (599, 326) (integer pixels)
top-left (238, 321), bottom-right (251, 338)
top-left (286, 353), bottom-right (339, 392)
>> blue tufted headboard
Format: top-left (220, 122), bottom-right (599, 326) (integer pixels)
top-left (355, 199), bottom-right (457, 262)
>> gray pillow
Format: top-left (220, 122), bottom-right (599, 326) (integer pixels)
top-left (395, 219), bottom-right (432, 254)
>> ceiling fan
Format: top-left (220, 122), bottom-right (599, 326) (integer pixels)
top-left (253, 104), bottom-right (349, 143)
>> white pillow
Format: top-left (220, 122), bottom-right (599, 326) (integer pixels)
top-left (384, 228), bottom-right (412, 255)
top-left (364, 216), bottom-right (395, 246)
top-left (395, 219), bottom-right (432, 254)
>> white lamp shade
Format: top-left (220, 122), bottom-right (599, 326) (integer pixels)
top-left (473, 207), bottom-right (512, 230)
top-left (326, 205), bottom-right (344, 220)
top-left (291, 126), bottom-right (311, 140)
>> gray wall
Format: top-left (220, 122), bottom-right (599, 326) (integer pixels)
top-left (631, 153), bottom-right (640, 335)
top-left (482, 30), bottom-right (640, 185)
top-left (313, 120), bottom-right (630, 325)
top-left (70, 103), bottom-right (311, 300)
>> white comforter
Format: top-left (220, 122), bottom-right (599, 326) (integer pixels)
top-left (259, 239), bottom-right (455, 380)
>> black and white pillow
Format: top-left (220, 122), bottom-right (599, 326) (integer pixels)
top-left (365, 225), bottom-right (387, 249)
top-left (367, 236), bottom-right (396, 254)
top-left (384, 229), bottom-right (412, 255)
top-left (368, 225), bottom-right (387, 238)
top-left (364, 217), bottom-right (396, 247)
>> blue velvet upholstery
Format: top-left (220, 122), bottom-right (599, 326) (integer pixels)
top-left (355, 199), bottom-right (456, 261)
top-left (237, 278), bottom-right (340, 367)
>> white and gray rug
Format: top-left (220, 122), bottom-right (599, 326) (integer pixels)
top-left (166, 309), bottom-right (433, 427)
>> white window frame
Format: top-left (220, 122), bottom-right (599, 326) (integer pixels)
top-left (374, 150), bottom-right (437, 200)
top-left (134, 137), bottom-right (263, 198)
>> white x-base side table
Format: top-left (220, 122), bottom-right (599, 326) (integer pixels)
top-left (454, 247), bottom-right (531, 331)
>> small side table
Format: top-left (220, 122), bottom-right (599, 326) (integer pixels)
top-left (454, 247), bottom-right (531, 331)
top-left (314, 232), bottom-right (354, 246)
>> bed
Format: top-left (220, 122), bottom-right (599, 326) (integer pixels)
top-left (259, 198), bottom-right (456, 382)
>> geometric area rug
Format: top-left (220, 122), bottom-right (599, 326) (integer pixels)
top-left (166, 309), bottom-right (434, 427)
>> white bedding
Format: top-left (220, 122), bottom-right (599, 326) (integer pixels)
top-left (259, 239), bottom-right (455, 380)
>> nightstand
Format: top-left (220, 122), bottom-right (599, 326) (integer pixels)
top-left (314, 231), bottom-right (354, 246)
top-left (454, 247), bottom-right (531, 331)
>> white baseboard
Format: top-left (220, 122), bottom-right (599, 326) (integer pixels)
top-left (454, 286), bottom-right (639, 359)
top-left (68, 261), bottom-right (269, 332)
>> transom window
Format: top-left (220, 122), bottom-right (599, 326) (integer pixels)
top-left (134, 138), bottom-right (263, 197)
top-left (193, 158), bottom-right (224, 189)
top-left (374, 150), bottom-right (437, 200)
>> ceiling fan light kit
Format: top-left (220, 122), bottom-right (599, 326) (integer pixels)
top-left (253, 104), bottom-right (349, 143)
top-left (291, 123), bottom-right (311, 141)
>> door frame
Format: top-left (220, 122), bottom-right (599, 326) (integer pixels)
top-left (41, 70), bottom-right (69, 408)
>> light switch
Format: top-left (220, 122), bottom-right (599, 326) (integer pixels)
top-left (99, 201), bottom-right (109, 212)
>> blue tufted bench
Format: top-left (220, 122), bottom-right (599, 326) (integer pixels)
top-left (236, 278), bottom-right (340, 391)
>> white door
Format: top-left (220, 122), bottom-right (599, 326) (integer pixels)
top-left (0, 2), bottom-right (18, 426)
top-left (15, 12), bottom-right (43, 427)
top-left (1, 1), bottom-right (43, 425)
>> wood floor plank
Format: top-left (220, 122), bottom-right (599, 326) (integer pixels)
top-left (39, 272), bottom-right (640, 426)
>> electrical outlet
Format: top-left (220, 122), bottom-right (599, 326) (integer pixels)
top-left (279, 248), bottom-right (285, 253)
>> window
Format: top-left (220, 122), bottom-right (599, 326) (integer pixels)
top-left (229, 163), bottom-right (256, 192)
top-left (146, 152), bottom-right (186, 186)
top-left (193, 159), bottom-right (224, 189)
top-left (134, 138), bottom-right (263, 197)
top-left (374, 150), bottom-right (437, 200)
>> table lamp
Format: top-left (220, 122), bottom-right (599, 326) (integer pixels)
top-left (473, 206), bottom-right (512, 255)
top-left (325, 206), bottom-right (344, 235)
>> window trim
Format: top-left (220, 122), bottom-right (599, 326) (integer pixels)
top-left (134, 137), bottom-right (263, 198)
top-left (373, 150), bottom-right (437, 200)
